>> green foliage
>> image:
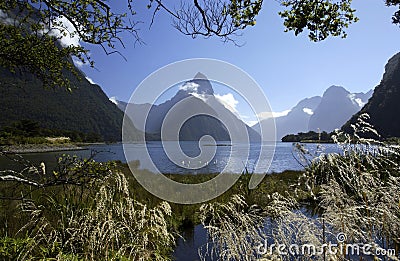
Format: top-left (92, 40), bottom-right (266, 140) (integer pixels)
top-left (279, 0), bottom-right (359, 41)
top-left (0, 67), bottom-right (131, 141)
top-left (386, 0), bottom-right (400, 25)
top-left (228, 0), bottom-right (263, 28)
top-left (0, 0), bottom-right (399, 95)
top-left (3, 120), bottom-right (41, 137)
top-left (0, 0), bottom-right (138, 90)
top-left (0, 23), bottom-right (82, 90)
top-left (282, 130), bottom-right (333, 142)
top-left (0, 155), bottom-right (175, 260)
top-left (0, 136), bottom-right (48, 146)
top-left (0, 237), bottom-right (31, 260)
top-left (0, 120), bottom-right (103, 145)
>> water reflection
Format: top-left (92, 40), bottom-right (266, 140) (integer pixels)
top-left (0, 142), bottom-right (342, 174)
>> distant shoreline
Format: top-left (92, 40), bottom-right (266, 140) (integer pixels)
top-left (281, 140), bottom-right (335, 144)
top-left (1, 143), bottom-right (88, 154)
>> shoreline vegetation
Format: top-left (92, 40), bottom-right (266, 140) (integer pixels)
top-left (0, 116), bottom-right (399, 260)
top-left (0, 153), bottom-right (306, 260)
top-left (281, 130), bottom-right (334, 143)
top-left (0, 143), bottom-right (87, 154)
top-left (0, 118), bottom-right (116, 154)
top-left (281, 129), bottom-right (400, 145)
top-left (1, 128), bottom-right (400, 259)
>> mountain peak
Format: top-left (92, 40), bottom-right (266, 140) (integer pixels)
top-left (323, 85), bottom-right (349, 97)
top-left (193, 72), bottom-right (208, 80)
top-left (382, 52), bottom-right (400, 82)
top-left (180, 72), bottom-right (214, 95)
top-left (192, 72), bottom-right (213, 95)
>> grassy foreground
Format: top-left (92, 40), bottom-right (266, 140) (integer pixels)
top-left (1, 117), bottom-right (399, 260)
top-left (0, 153), bottom-right (307, 260)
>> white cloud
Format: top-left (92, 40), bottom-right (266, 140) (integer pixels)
top-left (47, 16), bottom-right (81, 47)
top-left (85, 76), bottom-right (96, 85)
top-left (214, 93), bottom-right (239, 114)
top-left (37, 15), bottom-right (81, 47)
top-left (302, 108), bottom-right (314, 115)
top-left (256, 112), bottom-right (273, 120)
top-left (109, 96), bottom-right (118, 105)
top-left (189, 92), bottom-right (207, 102)
top-left (179, 82), bottom-right (199, 92)
top-left (1, 12), bottom-right (80, 48)
top-left (273, 110), bottom-right (291, 117)
top-left (2, 12), bottom-right (87, 68)
top-left (257, 109), bottom-right (291, 120)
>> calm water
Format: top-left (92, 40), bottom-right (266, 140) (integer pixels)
top-left (0, 141), bottom-right (341, 261)
top-left (0, 142), bottom-right (340, 174)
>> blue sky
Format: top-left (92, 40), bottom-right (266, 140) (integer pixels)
top-left (78, 0), bottom-right (400, 115)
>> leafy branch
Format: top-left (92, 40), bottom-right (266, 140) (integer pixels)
top-left (0, 151), bottom-right (114, 200)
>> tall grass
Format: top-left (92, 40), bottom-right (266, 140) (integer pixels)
top-left (199, 194), bottom-right (265, 260)
top-left (0, 155), bottom-right (175, 260)
top-left (1, 113), bottom-right (399, 260)
top-left (200, 114), bottom-right (400, 260)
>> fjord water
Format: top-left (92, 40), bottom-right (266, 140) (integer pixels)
top-left (0, 141), bottom-right (341, 260)
top-left (0, 142), bottom-right (341, 174)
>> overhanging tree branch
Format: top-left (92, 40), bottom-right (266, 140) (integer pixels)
top-left (0, 0), bottom-right (400, 90)
top-left (148, 0), bottom-right (262, 43)
top-left (0, 151), bottom-right (115, 201)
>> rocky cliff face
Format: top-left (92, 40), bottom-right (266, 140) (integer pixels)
top-left (342, 53), bottom-right (400, 138)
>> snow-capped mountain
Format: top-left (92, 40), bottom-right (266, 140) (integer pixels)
top-left (253, 86), bottom-right (372, 140)
top-left (308, 86), bottom-right (372, 132)
top-left (252, 96), bottom-right (322, 140)
top-left (113, 73), bottom-right (261, 142)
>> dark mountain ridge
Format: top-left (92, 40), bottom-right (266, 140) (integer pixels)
top-left (342, 52), bottom-right (400, 138)
top-left (0, 67), bottom-right (141, 141)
